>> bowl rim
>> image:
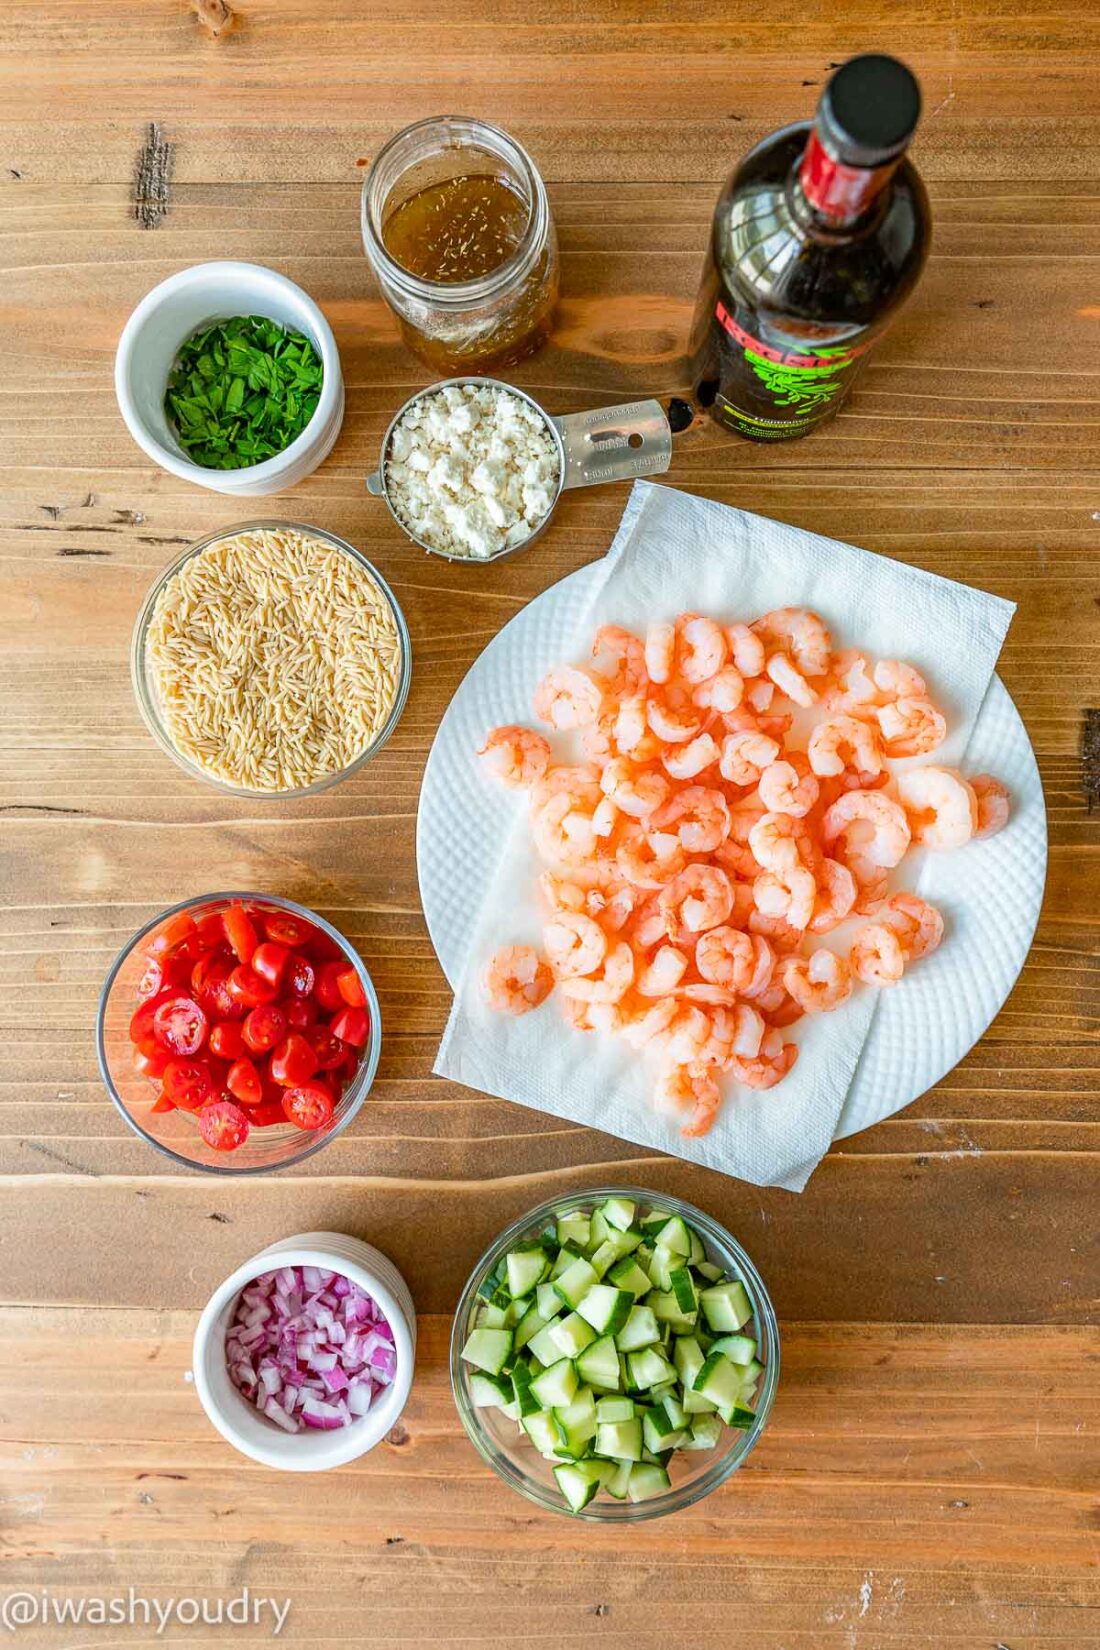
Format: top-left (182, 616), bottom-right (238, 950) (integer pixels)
top-left (96, 892), bottom-right (382, 1176)
top-left (130, 519), bottom-right (413, 799)
top-left (449, 1184), bottom-right (781, 1521)
top-left (192, 1235), bottom-right (414, 1471)
top-left (113, 259), bottom-right (342, 488)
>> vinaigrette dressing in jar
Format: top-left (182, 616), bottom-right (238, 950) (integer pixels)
top-left (362, 117), bottom-right (559, 374)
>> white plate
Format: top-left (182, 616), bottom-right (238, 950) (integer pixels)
top-left (417, 560), bottom-right (1047, 1144)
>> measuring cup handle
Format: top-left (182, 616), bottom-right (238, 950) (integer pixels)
top-left (551, 399), bottom-right (673, 491)
top-left (366, 471), bottom-right (385, 496)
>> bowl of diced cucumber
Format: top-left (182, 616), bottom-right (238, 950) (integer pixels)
top-left (451, 1188), bottom-right (779, 1519)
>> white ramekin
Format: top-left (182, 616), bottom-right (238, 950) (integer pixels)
top-left (192, 1232), bottom-right (415, 1471)
top-left (114, 261), bottom-right (345, 495)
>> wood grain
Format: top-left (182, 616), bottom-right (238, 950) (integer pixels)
top-left (1, 1), bottom-right (1098, 1644)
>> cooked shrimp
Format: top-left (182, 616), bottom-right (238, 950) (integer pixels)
top-left (970, 773), bottom-right (1010, 839)
top-left (616, 824), bottom-right (687, 891)
top-left (655, 1065), bottom-right (724, 1137)
top-left (646, 690), bottom-right (705, 745)
top-left (720, 730), bottom-right (781, 786)
top-left (590, 883), bottom-right (635, 933)
top-left (600, 758), bottom-right (670, 819)
top-left (612, 693), bottom-right (650, 757)
top-left (591, 625), bottom-right (646, 694)
top-left (530, 763), bottom-right (601, 813)
top-left (725, 623), bottom-right (766, 678)
top-left (896, 766), bottom-right (977, 849)
top-left (822, 789), bottom-right (911, 868)
top-left (662, 731), bottom-right (721, 781)
top-left (676, 614), bottom-right (728, 684)
top-left (659, 864), bottom-right (734, 938)
top-left (696, 926), bottom-right (760, 993)
top-left (543, 911), bottom-right (608, 979)
top-left (532, 790), bottom-right (603, 866)
top-left (766, 650), bottom-right (818, 708)
top-left (478, 725), bottom-right (552, 788)
top-left (693, 665), bottom-right (744, 714)
top-left (559, 941), bottom-right (635, 1004)
top-left (822, 648), bottom-right (879, 712)
top-left (644, 622), bottom-right (676, 686)
top-left (808, 714), bottom-right (884, 779)
top-left (758, 752), bottom-right (821, 818)
top-left (759, 986), bottom-right (805, 1029)
top-left (849, 860), bottom-right (889, 915)
top-left (876, 696), bottom-right (947, 759)
top-left (808, 857), bottom-right (857, 933)
top-left (873, 658), bottom-right (927, 700)
top-left (749, 811), bottom-right (817, 874)
top-left (747, 908), bottom-right (804, 953)
top-left (730, 1028), bottom-right (798, 1089)
top-left (538, 872), bottom-right (587, 913)
top-left (849, 923), bottom-right (905, 987)
top-left (484, 945), bottom-right (553, 1015)
top-left (878, 892), bottom-right (944, 961)
top-left (651, 785), bottom-right (731, 854)
top-left (658, 1004), bottom-right (715, 1067)
top-left (619, 994), bottom-right (679, 1050)
top-left (753, 863), bottom-right (817, 930)
top-left (752, 608), bottom-right (831, 677)
top-left (745, 678), bottom-right (777, 714)
top-left (636, 944), bottom-right (689, 997)
top-left (533, 665), bottom-right (603, 730)
top-left (780, 950), bottom-right (852, 1014)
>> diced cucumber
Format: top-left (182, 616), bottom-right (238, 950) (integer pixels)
top-left (654, 1215), bottom-right (692, 1257)
top-left (575, 1334), bottom-right (621, 1392)
top-left (553, 1256), bottom-right (598, 1310)
top-left (692, 1351), bottom-right (743, 1410)
top-left (719, 1401), bottom-right (756, 1430)
top-left (600, 1196), bottom-right (636, 1232)
top-left (682, 1386), bottom-right (718, 1415)
top-left (577, 1284), bottom-right (634, 1336)
top-left (549, 1241), bottom-right (586, 1279)
top-left (522, 1409), bottom-right (565, 1455)
top-left (699, 1279), bottom-right (752, 1333)
top-left (661, 1391), bottom-right (688, 1430)
top-left (548, 1311), bottom-right (597, 1359)
top-left (673, 1334), bottom-right (705, 1387)
top-left (475, 1265), bottom-right (503, 1303)
top-left (589, 1233), bottom-right (640, 1276)
top-left (555, 1211), bottom-right (591, 1251)
top-left (595, 1395), bottom-right (635, 1423)
top-left (646, 1246), bottom-right (676, 1292)
top-left (627, 1462), bottom-right (671, 1502)
top-left (554, 1387), bottom-right (597, 1446)
top-left (603, 1458), bottom-right (634, 1500)
top-left (606, 1255), bottom-right (653, 1298)
top-left (627, 1345), bottom-right (675, 1390)
top-left (476, 1302), bottom-right (509, 1330)
top-left (684, 1414), bottom-right (723, 1451)
top-left (710, 1333), bottom-right (757, 1367)
top-left (668, 1266), bottom-right (698, 1315)
top-left (594, 1418), bottom-right (643, 1462)
top-left (513, 1302), bottom-right (549, 1352)
top-left (504, 1244), bottom-right (550, 1300)
top-left (460, 1326), bottom-right (513, 1375)
top-left (647, 1289), bottom-right (697, 1328)
top-left (688, 1228), bottom-right (706, 1267)
top-left (642, 1408), bottom-right (688, 1453)
top-left (503, 1295), bottom-right (531, 1328)
top-left (588, 1207), bottom-right (612, 1249)
top-left (739, 1357), bottom-right (764, 1390)
top-left (511, 1361), bottom-right (541, 1418)
top-left (695, 1259), bottom-right (724, 1283)
top-left (639, 1211), bottom-right (673, 1240)
top-left (536, 1281), bottom-right (562, 1320)
top-left (469, 1371), bottom-right (512, 1408)
top-left (527, 1320), bottom-right (565, 1369)
top-left (615, 1305), bottom-right (660, 1353)
top-left (554, 1462), bottom-right (600, 1511)
top-left (529, 1358), bottom-right (579, 1409)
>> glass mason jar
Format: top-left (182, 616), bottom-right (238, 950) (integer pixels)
top-left (361, 116), bottom-right (559, 375)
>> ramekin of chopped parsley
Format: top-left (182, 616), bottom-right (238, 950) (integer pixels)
top-left (164, 315), bottom-right (324, 470)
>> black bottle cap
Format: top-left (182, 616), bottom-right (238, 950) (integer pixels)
top-left (816, 55), bottom-right (921, 166)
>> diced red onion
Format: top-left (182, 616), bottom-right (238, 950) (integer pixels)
top-left (225, 1264), bottom-right (396, 1435)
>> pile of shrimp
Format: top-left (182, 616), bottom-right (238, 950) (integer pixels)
top-left (477, 610), bottom-right (1010, 1139)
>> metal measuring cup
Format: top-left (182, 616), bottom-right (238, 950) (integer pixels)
top-left (366, 376), bottom-right (673, 562)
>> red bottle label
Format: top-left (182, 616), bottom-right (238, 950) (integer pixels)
top-left (799, 131), bottom-right (895, 223)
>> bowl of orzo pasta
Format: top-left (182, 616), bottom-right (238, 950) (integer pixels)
top-left (131, 522), bottom-right (411, 796)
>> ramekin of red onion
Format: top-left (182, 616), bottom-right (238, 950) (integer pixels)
top-left (192, 1232), bottom-right (415, 1470)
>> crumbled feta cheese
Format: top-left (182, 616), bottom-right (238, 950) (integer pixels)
top-left (384, 384), bottom-right (561, 559)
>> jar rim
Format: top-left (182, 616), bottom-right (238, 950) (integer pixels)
top-left (361, 115), bottom-right (550, 307)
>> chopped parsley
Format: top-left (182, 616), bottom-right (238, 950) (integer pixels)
top-left (164, 315), bottom-right (323, 470)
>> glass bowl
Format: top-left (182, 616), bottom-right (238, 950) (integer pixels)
top-left (130, 521), bottom-right (412, 799)
top-left (97, 893), bottom-right (382, 1175)
top-left (450, 1186), bottom-right (779, 1521)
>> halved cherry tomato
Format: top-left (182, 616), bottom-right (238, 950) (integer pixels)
top-left (191, 953), bottom-right (245, 1020)
top-left (132, 1045), bottom-right (171, 1079)
top-left (307, 930), bottom-right (344, 962)
top-left (227, 1056), bottom-right (263, 1107)
top-left (195, 911), bottom-right (228, 949)
top-left (309, 1028), bottom-right (349, 1071)
top-left (227, 964), bottom-right (279, 1008)
top-left (128, 991), bottom-right (176, 1056)
top-left (136, 956), bottom-right (165, 1000)
top-left (249, 1098), bottom-right (291, 1128)
top-left (223, 904), bottom-right (258, 965)
top-left (209, 1021), bottom-right (245, 1060)
top-left (314, 960), bottom-right (347, 1013)
top-left (281, 1081), bottom-right (335, 1131)
top-left (269, 1033), bottom-right (319, 1086)
top-left (330, 1006), bottom-right (370, 1048)
top-left (263, 913), bottom-right (317, 949)
top-left (336, 966), bottom-right (367, 1008)
top-left (242, 1003), bottom-right (287, 1055)
top-left (197, 1099), bottom-right (250, 1151)
top-left (152, 994), bottom-right (208, 1056)
top-left (162, 1057), bottom-right (217, 1111)
top-left (150, 1094), bottom-right (176, 1113)
top-left (146, 912), bottom-right (197, 957)
top-left (283, 995), bottom-right (318, 1030)
top-left (285, 954), bottom-right (315, 998)
top-left (251, 940), bottom-right (290, 988)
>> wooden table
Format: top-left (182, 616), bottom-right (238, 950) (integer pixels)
top-left (2, 3), bottom-right (1097, 1645)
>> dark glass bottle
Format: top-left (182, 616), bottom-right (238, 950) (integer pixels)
top-left (689, 54), bottom-right (931, 441)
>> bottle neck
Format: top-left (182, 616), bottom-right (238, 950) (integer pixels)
top-left (797, 129), bottom-right (901, 226)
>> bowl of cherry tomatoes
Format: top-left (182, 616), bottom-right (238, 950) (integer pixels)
top-left (97, 893), bottom-right (381, 1173)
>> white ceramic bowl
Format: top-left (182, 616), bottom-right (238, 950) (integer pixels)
top-left (192, 1232), bottom-right (416, 1471)
top-left (114, 261), bottom-right (345, 495)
